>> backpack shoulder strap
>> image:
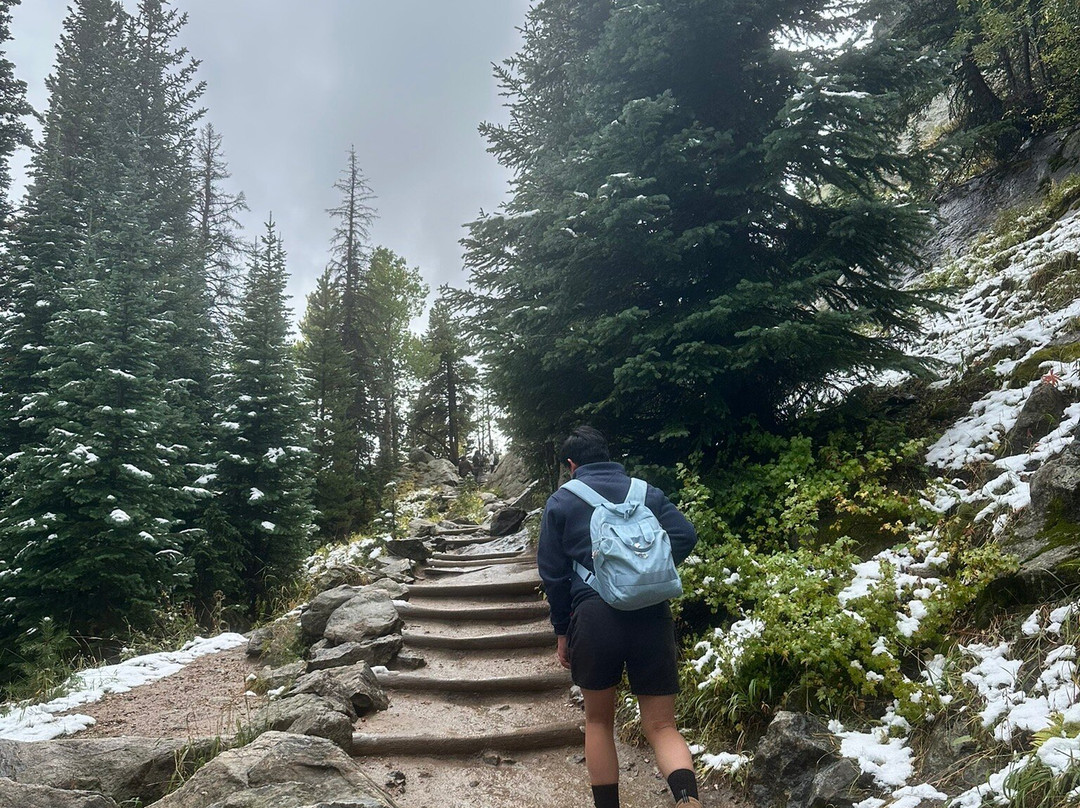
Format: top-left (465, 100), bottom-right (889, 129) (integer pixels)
top-left (624, 478), bottom-right (648, 506)
top-left (561, 479), bottom-right (609, 508)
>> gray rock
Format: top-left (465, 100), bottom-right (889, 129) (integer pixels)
top-left (246, 626), bottom-right (274, 657)
top-left (488, 452), bottom-right (534, 500)
top-left (367, 577), bottom-right (409, 600)
top-left (1002, 382), bottom-right (1068, 457)
top-left (999, 433), bottom-right (1080, 598)
top-left (310, 562), bottom-right (371, 591)
top-left (290, 664), bottom-right (389, 717)
top-left (416, 458), bottom-right (460, 489)
top-left (374, 556), bottom-right (414, 582)
top-left (257, 660), bottom-right (305, 691)
top-left (488, 507), bottom-right (527, 537)
top-left (749, 712), bottom-right (844, 808)
top-left (408, 447), bottom-right (436, 464)
top-left (323, 589), bottom-right (403, 645)
top-left (807, 758), bottom-right (867, 808)
top-left (0, 778), bottom-right (117, 808)
top-left (385, 538), bottom-right (430, 562)
top-left (307, 641), bottom-right (370, 671)
top-left (0, 737), bottom-right (209, 805)
top-left (408, 518), bottom-right (438, 538)
top-left (151, 732), bottom-right (396, 808)
top-left (256, 693), bottom-right (354, 750)
top-left (390, 651), bottom-right (426, 671)
top-left (300, 585), bottom-right (362, 642)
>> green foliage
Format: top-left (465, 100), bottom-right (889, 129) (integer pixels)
top-left (676, 428), bottom-right (930, 559)
top-left (2, 618), bottom-right (80, 703)
top-left (672, 432), bottom-right (1018, 744)
top-left (1009, 343), bottom-right (1080, 386)
top-left (445, 479), bottom-right (486, 524)
top-left (459, 0), bottom-right (944, 465)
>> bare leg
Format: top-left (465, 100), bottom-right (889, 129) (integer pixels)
top-left (581, 687), bottom-right (619, 785)
top-left (638, 694), bottom-right (693, 777)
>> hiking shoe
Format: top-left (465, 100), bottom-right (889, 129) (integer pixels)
top-left (676, 799), bottom-right (703, 808)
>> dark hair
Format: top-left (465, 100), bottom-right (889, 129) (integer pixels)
top-left (559, 425), bottom-right (610, 467)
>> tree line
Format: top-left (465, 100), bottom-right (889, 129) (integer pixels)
top-left (0, 0), bottom-right (481, 689)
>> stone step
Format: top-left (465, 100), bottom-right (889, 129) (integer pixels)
top-left (439, 534), bottom-right (503, 549)
top-left (434, 525), bottom-right (484, 536)
top-left (429, 550), bottom-right (526, 562)
top-left (402, 628), bottom-right (555, 650)
top-left (427, 555), bottom-right (528, 568)
top-left (351, 720), bottom-right (582, 756)
top-left (395, 601), bottom-right (549, 621)
top-left (375, 670), bottom-right (570, 693)
top-left (407, 575), bottom-right (541, 599)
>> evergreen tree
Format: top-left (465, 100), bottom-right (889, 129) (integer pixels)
top-left (326, 146), bottom-right (377, 454)
top-left (296, 269), bottom-right (370, 540)
top-left (362, 246), bottom-right (427, 475)
top-left (193, 122), bottom-right (248, 326)
top-left (0, 181), bottom-right (190, 646)
top-left (0, 0), bottom-right (32, 225)
top-left (460, 0), bottom-right (943, 465)
top-left (0, 0), bottom-right (128, 462)
top-left (212, 219), bottom-right (314, 614)
top-left (408, 296), bottom-right (478, 463)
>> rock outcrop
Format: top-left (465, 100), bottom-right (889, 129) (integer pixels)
top-left (152, 732), bottom-right (397, 808)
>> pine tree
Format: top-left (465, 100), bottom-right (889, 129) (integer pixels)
top-left (193, 123), bottom-right (248, 326)
top-left (297, 270), bottom-right (370, 540)
top-left (0, 0), bottom-right (32, 225)
top-left (408, 296), bottom-right (478, 463)
top-left (212, 219), bottom-right (314, 614)
top-left (326, 146), bottom-right (377, 454)
top-left (361, 247), bottom-right (427, 475)
top-left (460, 0), bottom-right (943, 465)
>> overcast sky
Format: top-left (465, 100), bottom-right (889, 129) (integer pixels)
top-left (7, 0), bottom-right (531, 323)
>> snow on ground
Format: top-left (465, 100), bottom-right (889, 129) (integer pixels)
top-left (0, 632), bottom-right (246, 742)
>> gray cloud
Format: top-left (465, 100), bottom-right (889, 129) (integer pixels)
top-left (8, 0), bottom-right (530, 319)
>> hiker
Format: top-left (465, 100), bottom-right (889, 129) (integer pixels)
top-left (538, 426), bottom-right (703, 808)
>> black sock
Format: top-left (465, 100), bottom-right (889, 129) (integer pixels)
top-left (591, 782), bottom-right (619, 808)
top-left (667, 768), bottom-right (699, 802)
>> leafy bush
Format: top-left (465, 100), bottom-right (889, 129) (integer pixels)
top-left (672, 431), bottom-right (1017, 747)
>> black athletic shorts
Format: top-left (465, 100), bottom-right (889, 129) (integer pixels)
top-left (566, 596), bottom-right (680, 695)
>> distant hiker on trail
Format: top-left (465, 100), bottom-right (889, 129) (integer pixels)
top-left (538, 426), bottom-right (703, 808)
top-left (457, 454), bottom-right (473, 479)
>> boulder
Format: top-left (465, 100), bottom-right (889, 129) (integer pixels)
top-left (385, 537), bottom-right (430, 562)
top-left (151, 732), bottom-right (396, 808)
top-left (310, 561), bottom-right (371, 591)
top-left (408, 446), bottom-right (436, 464)
top-left (323, 589), bottom-right (403, 645)
top-left (488, 452), bottom-right (533, 499)
top-left (256, 693), bottom-right (354, 750)
top-left (290, 665), bottom-right (389, 717)
top-left (749, 712), bottom-right (867, 808)
top-left (408, 517), bottom-right (438, 537)
top-left (488, 507), bottom-right (527, 537)
top-left (0, 778), bottom-right (117, 808)
top-left (366, 577), bottom-right (409, 600)
top-left (287, 665), bottom-right (388, 717)
top-left (375, 556), bottom-right (414, 582)
top-left (1001, 382), bottom-right (1068, 456)
top-left (256, 660), bottom-right (305, 692)
top-left (299, 585), bottom-right (362, 642)
top-left (998, 433), bottom-right (1080, 599)
top-left (0, 736), bottom-right (209, 806)
top-left (415, 458), bottom-right (460, 489)
top-left (246, 626), bottom-right (274, 657)
top-left (390, 651), bottom-right (426, 671)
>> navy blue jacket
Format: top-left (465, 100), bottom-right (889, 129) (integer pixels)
top-left (537, 461), bottom-right (698, 635)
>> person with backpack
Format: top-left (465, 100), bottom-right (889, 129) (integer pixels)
top-left (538, 426), bottom-right (703, 808)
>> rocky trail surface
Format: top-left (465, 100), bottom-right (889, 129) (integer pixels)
top-left (352, 536), bottom-right (693, 808)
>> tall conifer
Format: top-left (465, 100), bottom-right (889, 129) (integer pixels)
top-left (212, 219), bottom-right (314, 614)
top-left (461, 0), bottom-right (943, 463)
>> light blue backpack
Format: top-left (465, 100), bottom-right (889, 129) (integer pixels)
top-left (562, 477), bottom-right (682, 610)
